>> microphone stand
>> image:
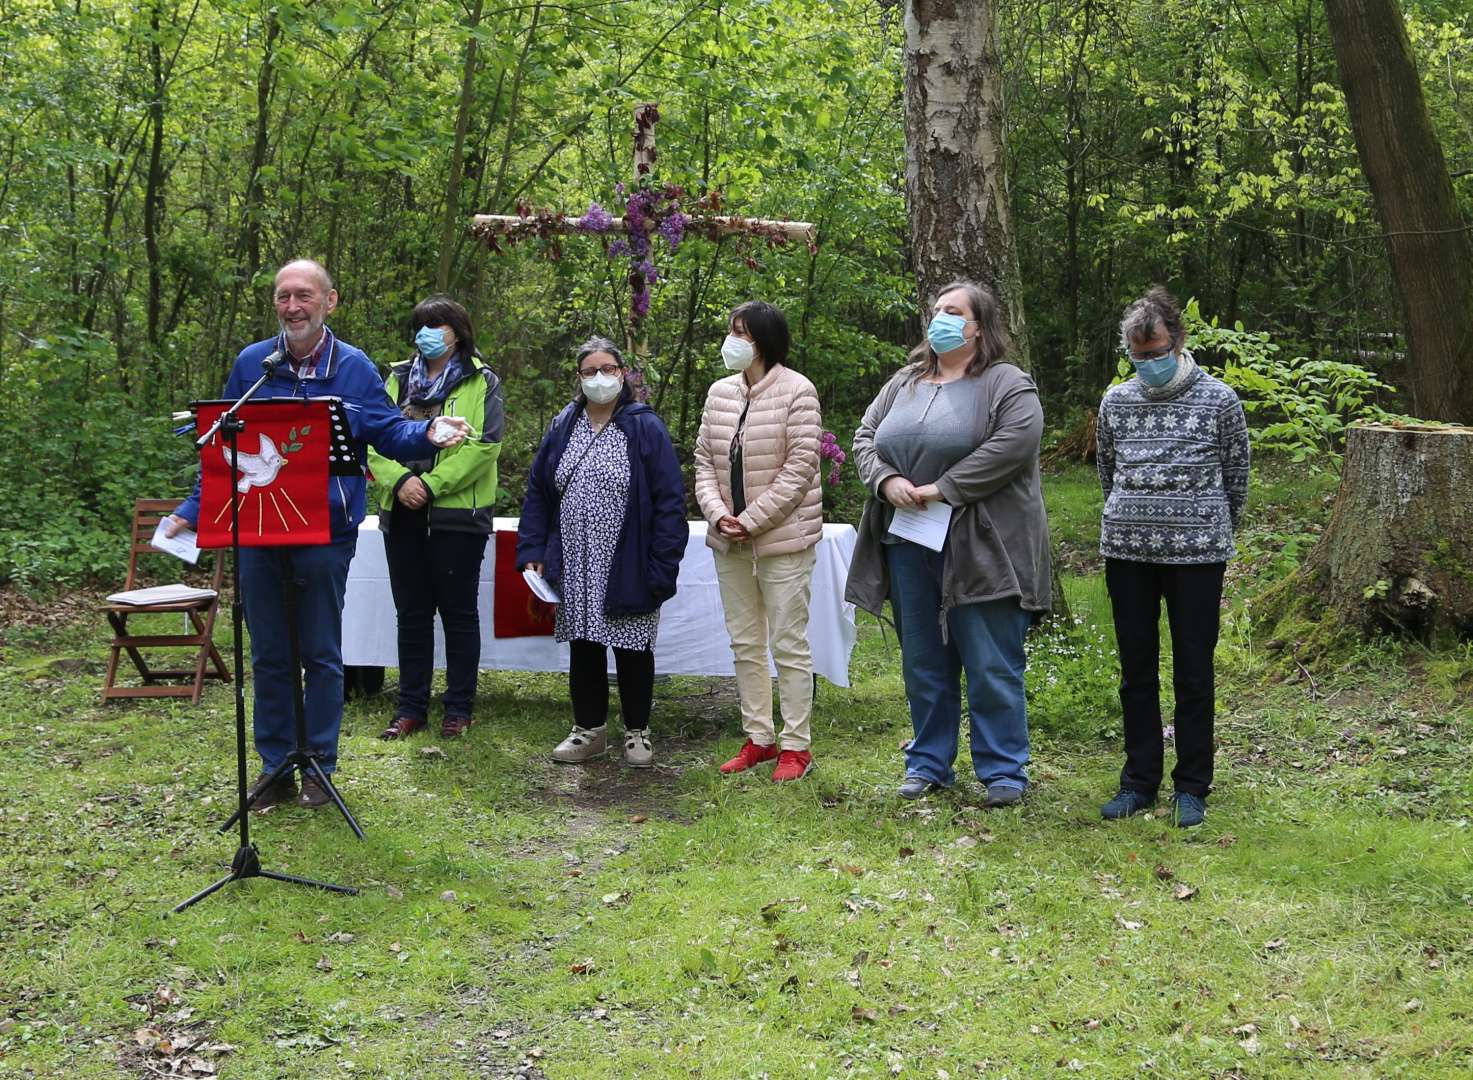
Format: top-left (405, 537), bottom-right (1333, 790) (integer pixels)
top-left (173, 352), bottom-right (357, 913)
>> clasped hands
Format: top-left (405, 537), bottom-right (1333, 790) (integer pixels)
top-left (880, 476), bottom-right (942, 509)
top-left (717, 515), bottom-right (750, 542)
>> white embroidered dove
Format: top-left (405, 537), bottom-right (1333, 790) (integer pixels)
top-left (223, 433), bottom-right (287, 492)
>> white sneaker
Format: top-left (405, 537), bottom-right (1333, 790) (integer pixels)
top-left (623, 728), bottom-right (654, 768)
top-left (552, 725), bottom-right (607, 763)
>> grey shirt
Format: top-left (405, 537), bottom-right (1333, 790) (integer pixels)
top-left (845, 362), bottom-right (1053, 632)
top-left (872, 378), bottom-right (987, 486)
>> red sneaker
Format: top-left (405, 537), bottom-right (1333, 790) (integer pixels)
top-left (771, 749), bottom-right (814, 782)
top-left (719, 739), bottom-right (779, 775)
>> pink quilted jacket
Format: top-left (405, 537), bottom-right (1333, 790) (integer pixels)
top-left (693, 363), bottom-right (823, 556)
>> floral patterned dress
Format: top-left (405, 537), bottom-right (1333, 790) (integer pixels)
top-left (553, 413), bottom-right (660, 650)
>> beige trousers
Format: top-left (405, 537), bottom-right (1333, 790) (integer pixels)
top-left (712, 546), bottom-right (818, 751)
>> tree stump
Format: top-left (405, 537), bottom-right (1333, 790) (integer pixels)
top-left (1282, 423), bottom-right (1473, 645)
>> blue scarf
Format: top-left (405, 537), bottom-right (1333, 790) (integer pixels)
top-left (405, 351), bottom-right (466, 405)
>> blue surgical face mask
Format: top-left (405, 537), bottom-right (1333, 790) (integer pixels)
top-left (415, 325), bottom-right (451, 361)
top-left (926, 312), bottom-right (969, 354)
top-left (1132, 349), bottom-right (1179, 387)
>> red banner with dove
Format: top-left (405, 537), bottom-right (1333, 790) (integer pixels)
top-left (196, 400), bottom-right (333, 548)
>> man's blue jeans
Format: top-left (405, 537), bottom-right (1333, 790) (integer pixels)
top-left (239, 537), bottom-right (357, 775)
top-left (887, 540), bottom-right (1032, 790)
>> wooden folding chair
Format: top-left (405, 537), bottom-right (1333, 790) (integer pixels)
top-left (102, 499), bottom-right (231, 704)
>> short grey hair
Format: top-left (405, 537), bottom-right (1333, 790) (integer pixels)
top-left (574, 335), bottom-right (624, 368)
top-left (275, 258), bottom-right (335, 294)
top-left (1119, 286), bottom-right (1184, 352)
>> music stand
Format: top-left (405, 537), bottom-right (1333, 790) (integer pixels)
top-left (172, 379), bottom-right (359, 913)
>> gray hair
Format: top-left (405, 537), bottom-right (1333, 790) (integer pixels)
top-left (574, 335), bottom-right (624, 368)
top-left (276, 258), bottom-right (335, 294)
top-left (1119, 286), bottom-right (1184, 352)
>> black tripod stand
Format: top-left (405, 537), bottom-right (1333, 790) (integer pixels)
top-left (216, 566), bottom-right (364, 838)
top-left (172, 361), bottom-right (358, 913)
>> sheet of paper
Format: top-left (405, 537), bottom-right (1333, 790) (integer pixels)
top-left (886, 499), bottom-right (953, 552)
top-left (522, 567), bottom-right (561, 605)
top-left (150, 519), bottom-right (201, 565)
top-left (106, 584), bottom-right (218, 606)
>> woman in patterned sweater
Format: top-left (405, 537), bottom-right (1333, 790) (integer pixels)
top-left (1095, 287), bottom-right (1251, 828)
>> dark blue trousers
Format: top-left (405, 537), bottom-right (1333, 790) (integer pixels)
top-left (239, 537), bottom-right (357, 775)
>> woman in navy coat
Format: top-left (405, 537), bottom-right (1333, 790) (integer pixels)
top-left (518, 336), bottom-right (687, 768)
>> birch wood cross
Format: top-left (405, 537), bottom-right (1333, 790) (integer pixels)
top-left (469, 103), bottom-right (815, 354)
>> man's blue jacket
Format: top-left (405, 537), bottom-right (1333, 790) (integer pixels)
top-left (176, 331), bottom-right (435, 539)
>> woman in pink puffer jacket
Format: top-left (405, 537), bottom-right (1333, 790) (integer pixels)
top-left (694, 302), bottom-right (823, 782)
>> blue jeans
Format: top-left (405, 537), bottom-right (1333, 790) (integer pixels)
top-left (887, 541), bottom-right (1032, 790)
top-left (239, 538), bottom-right (357, 775)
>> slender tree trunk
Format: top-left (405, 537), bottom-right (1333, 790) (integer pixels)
top-left (228, 8), bottom-right (280, 356)
top-left (436, 0), bottom-right (484, 292)
top-left (143, 0), bottom-right (166, 365)
top-left (488, 2), bottom-right (543, 213)
top-left (1325, 0), bottom-right (1473, 422)
top-left (903, 0), bottom-right (1030, 366)
top-left (1063, 0), bottom-right (1093, 356)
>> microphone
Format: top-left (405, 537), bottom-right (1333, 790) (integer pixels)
top-left (261, 348), bottom-right (285, 374)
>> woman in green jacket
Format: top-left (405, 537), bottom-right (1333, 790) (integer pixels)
top-left (368, 296), bottom-right (504, 739)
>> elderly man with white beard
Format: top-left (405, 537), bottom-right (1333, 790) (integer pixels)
top-left (165, 259), bottom-right (469, 809)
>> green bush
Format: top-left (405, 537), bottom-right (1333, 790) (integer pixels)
top-left (0, 329), bottom-right (190, 589)
top-left (1183, 300), bottom-right (1400, 470)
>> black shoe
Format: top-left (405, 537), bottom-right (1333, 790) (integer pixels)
top-left (247, 770), bottom-right (297, 811)
top-left (1100, 788), bottom-right (1155, 820)
top-left (297, 774), bottom-right (333, 809)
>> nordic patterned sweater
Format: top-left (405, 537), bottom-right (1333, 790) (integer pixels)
top-left (1095, 359), bottom-right (1251, 564)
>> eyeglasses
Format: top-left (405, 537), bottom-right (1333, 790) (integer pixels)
top-left (1127, 349), bottom-right (1174, 364)
top-left (579, 363), bottom-right (622, 378)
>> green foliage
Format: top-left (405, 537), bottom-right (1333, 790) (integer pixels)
top-left (1184, 299), bottom-right (1400, 467)
top-left (1025, 614), bottom-right (1121, 741)
top-left (3, 0), bottom-right (1472, 588)
top-left (0, 330), bottom-right (188, 588)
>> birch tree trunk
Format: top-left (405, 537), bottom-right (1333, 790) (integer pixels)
top-left (902, 0), bottom-right (1030, 367)
top-left (1325, 0), bottom-right (1473, 422)
top-left (903, 0), bottom-right (1064, 617)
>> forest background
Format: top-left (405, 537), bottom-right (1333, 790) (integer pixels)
top-left (3, 0), bottom-right (1472, 586)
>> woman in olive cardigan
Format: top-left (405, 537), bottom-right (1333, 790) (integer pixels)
top-left (367, 295), bottom-right (504, 739)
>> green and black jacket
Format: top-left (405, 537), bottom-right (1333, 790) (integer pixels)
top-left (367, 352), bottom-right (504, 534)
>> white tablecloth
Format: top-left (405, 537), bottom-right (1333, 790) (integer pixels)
top-left (341, 518), bottom-right (859, 687)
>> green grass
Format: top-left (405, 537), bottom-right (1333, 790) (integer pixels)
top-left (4, 462), bottom-right (1471, 1077)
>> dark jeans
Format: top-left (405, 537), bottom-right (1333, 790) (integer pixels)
top-left (384, 507), bottom-right (488, 721)
top-left (239, 537), bottom-right (357, 775)
top-left (1105, 558), bottom-right (1226, 799)
top-left (568, 639), bottom-right (654, 731)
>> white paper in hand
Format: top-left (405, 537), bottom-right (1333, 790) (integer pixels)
top-left (150, 519), bottom-right (201, 565)
top-left (887, 499), bottom-right (953, 552)
top-left (522, 567), bottom-right (561, 604)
